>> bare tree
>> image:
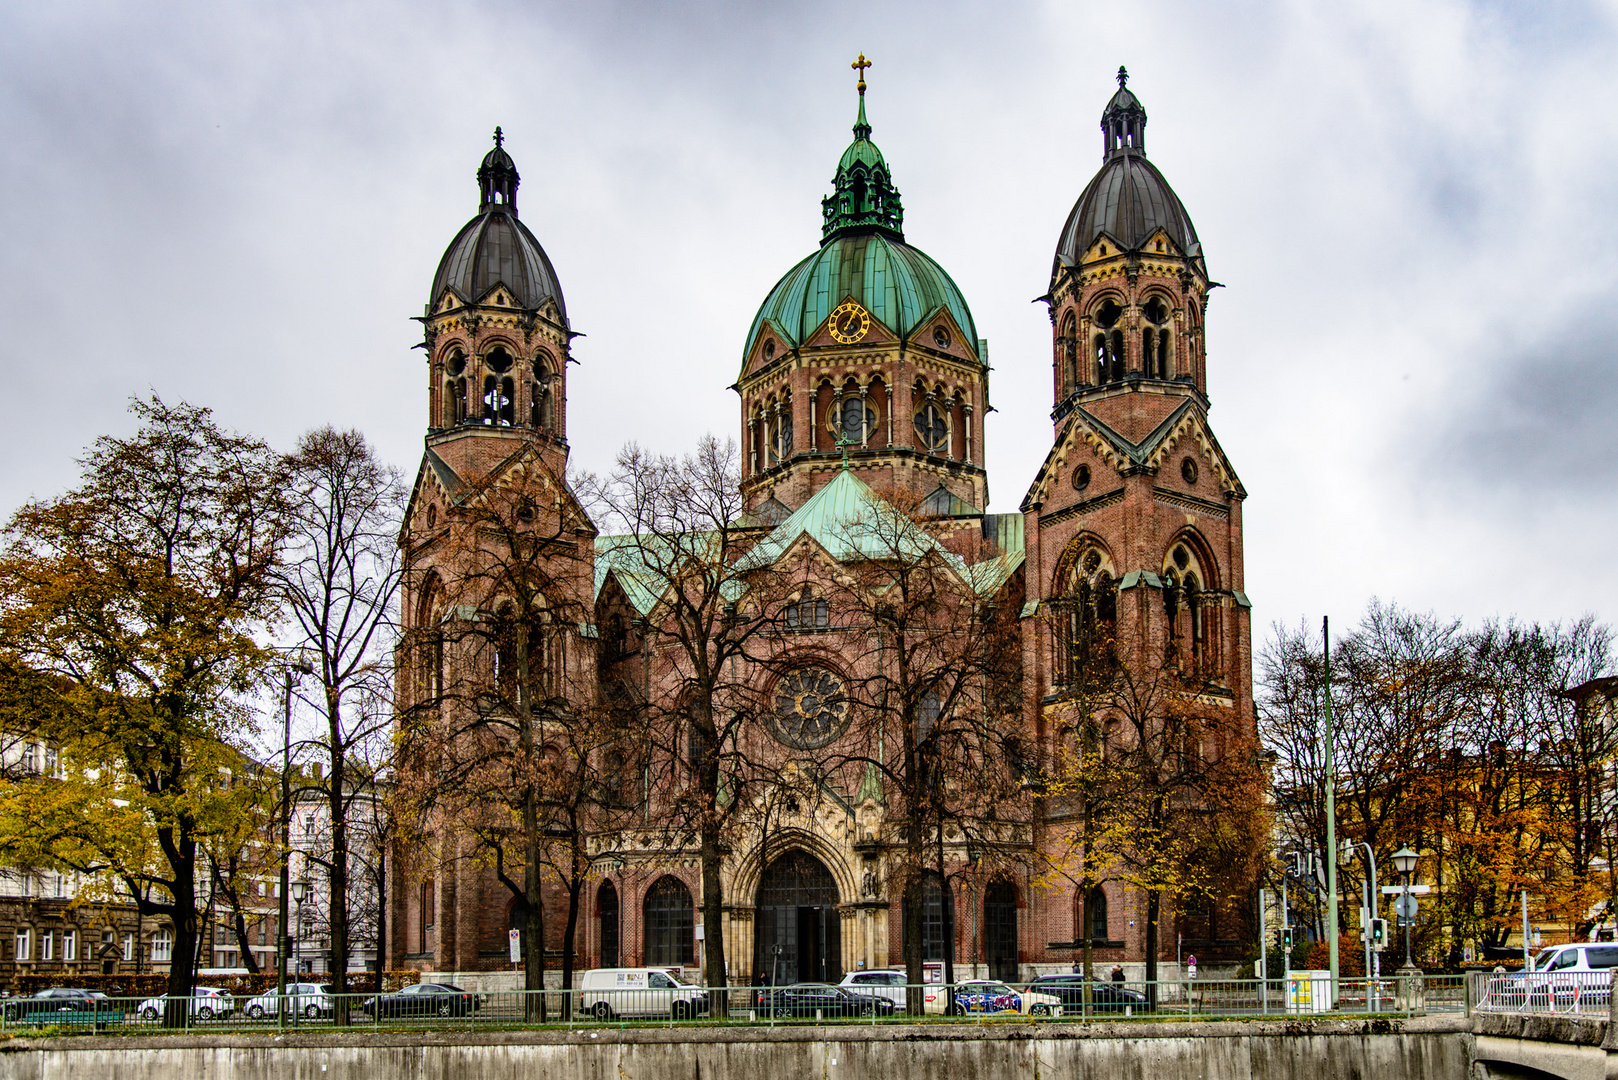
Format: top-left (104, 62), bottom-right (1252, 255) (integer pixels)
top-left (583, 436), bottom-right (790, 1014)
top-left (277, 427), bottom-right (404, 1019)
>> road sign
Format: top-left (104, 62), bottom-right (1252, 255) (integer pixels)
top-left (1381, 885), bottom-right (1431, 895)
top-left (508, 928), bottom-right (521, 963)
top-left (1393, 894), bottom-right (1419, 920)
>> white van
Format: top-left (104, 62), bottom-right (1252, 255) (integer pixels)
top-left (578, 968), bottom-right (708, 1020)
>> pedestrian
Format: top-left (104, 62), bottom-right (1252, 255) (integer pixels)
top-left (1109, 965), bottom-right (1125, 984)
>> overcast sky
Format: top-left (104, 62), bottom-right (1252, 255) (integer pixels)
top-left (2, 0), bottom-right (1614, 646)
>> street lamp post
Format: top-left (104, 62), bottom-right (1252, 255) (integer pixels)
top-left (277, 659), bottom-right (312, 1025)
top-left (290, 879), bottom-right (309, 1026)
top-left (1390, 846), bottom-right (1419, 972)
top-left (1342, 841), bottom-right (1380, 1011)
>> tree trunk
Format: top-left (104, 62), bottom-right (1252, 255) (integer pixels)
top-left (523, 790), bottom-right (547, 1021)
top-left (1144, 888), bottom-right (1160, 1011)
top-left (938, 829), bottom-right (956, 988)
top-left (232, 906), bottom-right (261, 974)
top-left (1080, 798), bottom-right (1094, 1017)
top-left (328, 699), bottom-right (351, 1024)
top-left (561, 856), bottom-right (582, 1019)
top-left (374, 846), bottom-right (386, 995)
top-left (902, 869), bottom-right (925, 1015)
top-left (700, 817), bottom-right (728, 1016)
top-left (159, 835), bottom-right (201, 1027)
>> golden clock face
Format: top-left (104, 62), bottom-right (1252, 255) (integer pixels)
top-left (828, 301), bottom-right (871, 344)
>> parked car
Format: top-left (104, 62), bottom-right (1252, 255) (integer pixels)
top-left (578, 968), bottom-right (708, 1021)
top-left (756, 982), bottom-right (896, 1018)
top-left (242, 983), bottom-right (334, 1020)
top-left (943, 979), bottom-right (1062, 1016)
top-left (1, 987), bottom-right (119, 1025)
top-left (360, 982), bottom-right (482, 1019)
top-left (838, 970), bottom-right (910, 1012)
top-left (136, 987), bottom-right (235, 1021)
top-left (1024, 974), bottom-right (1149, 1015)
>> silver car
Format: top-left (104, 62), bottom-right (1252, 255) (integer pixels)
top-left (242, 982), bottom-right (333, 1020)
top-left (136, 986), bottom-right (235, 1021)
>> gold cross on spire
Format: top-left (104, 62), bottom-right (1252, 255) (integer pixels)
top-left (852, 53), bottom-right (872, 96)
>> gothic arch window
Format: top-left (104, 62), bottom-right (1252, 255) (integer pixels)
top-left (1060, 312), bottom-right (1081, 391)
top-left (597, 881), bottom-right (620, 967)
top-left (984, 881), bottom-right (1018, 982)
top-left (643, 876), bottom-right (694, 966)
top-left (766, 395), bottom-right (793, 465)
top-left (1056, 542), bottom-right (1116, 685)
top-left (1162, 537), bottom-right (1216, 671)
top-left (1086, 886), bottom-right (1109, 942)
top-left (1142, 297), bottom-right (1172, 379)
top-left (914, 396), bottom-right (949, 455)
top-left (1091, 299), bottom-right (1124, 382)
top-left (417, 574), bottom-right (444, 702)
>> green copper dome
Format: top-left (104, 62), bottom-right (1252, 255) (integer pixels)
top-left (742, 89), bottom-right (977, 367)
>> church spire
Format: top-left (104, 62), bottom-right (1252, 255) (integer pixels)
top-left (1100, 65), bottom-right (1147, 160)
top-left (821, 54), bottom-right (904, 243)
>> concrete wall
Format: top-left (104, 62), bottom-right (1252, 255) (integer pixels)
top-left (0, 1016), bottom-right (1475, 1080)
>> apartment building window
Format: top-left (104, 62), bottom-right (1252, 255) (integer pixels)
top-left (20, 744), bottom-right (36, 775)
top-left (39, 930), bottom-right (53, 961)
top-left (15, 927), bottom-right (30, 962)
top-left (152, 929), bottom-right (172, 963)
top-left (44, 746), bottom-right (59, 777)
top-left (63, 928), bottom-right (76, 961)
top-left (256, 918), bottom-right (266, 947)
top-left (122, 933), bottom-right (134, 961)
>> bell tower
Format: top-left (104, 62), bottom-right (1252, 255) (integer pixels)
top-left (420, 128), bottom-right (574, 483)
top-left (1024, 68), bottom-right (1253, 713)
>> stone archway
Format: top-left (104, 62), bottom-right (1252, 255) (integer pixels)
top-left (752, 850), bottom-right (841, 986)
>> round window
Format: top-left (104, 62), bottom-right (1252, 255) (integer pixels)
top-left (763, 340), bottom-right (776, 361)
top-left (446, 351), bottom-right (467, 376)
top-left (1181, 458), bottom-right (1198, 485)
top-left (770, 667), bottom-right (851, 749)
top-left (914, 404), bottom-right (948, 453)
top-left (1072, 465), bottom-right (1091, 492)
top-left (933, 326), bottom-right (952, 350)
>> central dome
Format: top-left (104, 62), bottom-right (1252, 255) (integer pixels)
top-left (744, 233), bottom-right (976, 363)
top-left (742, 87), bottom-right (976, 364)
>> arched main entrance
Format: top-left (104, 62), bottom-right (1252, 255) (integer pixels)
top-left (753, 850), bottom-right (841, 986)
top-left (598, 881), bottom-right (620, 968)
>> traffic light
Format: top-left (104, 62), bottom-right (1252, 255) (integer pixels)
top-left (1369, 918), bottom-right (1388, 949)
top-left (1281, 926), bottom-right (1294, 950)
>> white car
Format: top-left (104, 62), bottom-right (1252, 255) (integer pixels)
top-left (242, 982), bottom-right (333, 1020)
top-left (839, 970), bottom-right (909, 1012)
top-left (577, 968), bottom-right (708, 1020)
top-left (136, 986), bottom-right (235, 1021)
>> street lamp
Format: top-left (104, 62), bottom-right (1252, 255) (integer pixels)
top-left (277, 657), bottom-right (313, 1022)
top-left (290, 879), bottom-right (310, 1025)
top-left (1390, 846), bottom-right (1419, 970)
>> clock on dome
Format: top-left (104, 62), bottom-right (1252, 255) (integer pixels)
top-left (828, 301), bottom-right (871, 344)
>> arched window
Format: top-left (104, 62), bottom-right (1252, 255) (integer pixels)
top-left (914, 399), bottom-right (949, 454)
top-left (832, 393), bottom-right (877, 445)
top-left (1060, 313), bottom-right (1080, 391)
top-left (644, 877), bottom-right (694, 966)
top-left (1057, 544), bottom-right (1116, 685)
top-left (1162, 540), bottom-right (1214, 671)
top-left (417, 575), bottom-right (443, 702)
top-left (598, 881), bottom-right (620, 968)
top-left (418, 878), bottom-right (434, 953)
top-left (984, 881), bottom-right (1018, 982)
top-left (902, 872), bottom-right (946, 962)
top-left (1087, 887), bottom-right (1109, 942)
top-left (1091, 300), bottom-right (1124, 382)
top-left (767, 398), bottom-right (793, 465)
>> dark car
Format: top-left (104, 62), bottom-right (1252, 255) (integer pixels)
top-left (1025, 974), bottom-right (1149, 1015)
top-left (756, 982), bottom-right (896, 1018)
top-left (1, 987), bottom-right (120, 1025)
top-left (360, 982), bottom-right (482, 1019)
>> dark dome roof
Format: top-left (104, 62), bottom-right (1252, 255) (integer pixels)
top-left (427, 129), bottom-right (568, 324)
top-left (430, 210), bottom-right (567, 321)
top-left (1054, 152), bottom-right (1200, 264)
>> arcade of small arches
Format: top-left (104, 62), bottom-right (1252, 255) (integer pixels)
top-left (432, 340), bottom-right (561, 434)
top-left (744, 375), bottom-right (978, 480)
top-left (1054, 290), bottom-right (1200, 399)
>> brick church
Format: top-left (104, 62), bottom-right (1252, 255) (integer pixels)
top-left (391, 65), bottom-right (1259, 987)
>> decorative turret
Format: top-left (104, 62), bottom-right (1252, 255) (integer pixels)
top-left (478, 126), bottom-right (520, 212)
top-left (821, 54), bottom-right (905, 242)
top-left (1101, 66), bottom-right (1146, 159)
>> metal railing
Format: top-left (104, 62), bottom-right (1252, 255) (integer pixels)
top-left (0, 975), bottom-right (1473, 1036)
top-left (1473, 969), bottom-right (1614, 1018)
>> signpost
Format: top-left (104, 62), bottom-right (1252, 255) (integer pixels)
top-left (508, 929), bottom-right (521, 964)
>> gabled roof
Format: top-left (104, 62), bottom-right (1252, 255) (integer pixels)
top-left (736, 468), bottom-right (942, 571)
top-left (1021, 399), bottom-right (1246, 511)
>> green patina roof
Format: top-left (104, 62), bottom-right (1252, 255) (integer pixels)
top-left (741, 234), bottom-right (978, 370)
top-left (739, 88), bottom-right (977, 369)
